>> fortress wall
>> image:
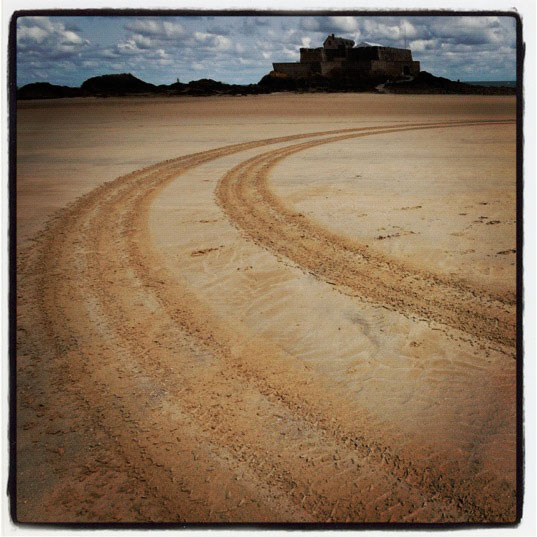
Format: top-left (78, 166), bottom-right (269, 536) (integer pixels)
top-left (320, 59), bottom-right (345, 76)
top-left (348, 48), bottom-right (380, 61)
top-left (300, 48), bottom-right (323, 63)
top-left (370, 60), bottom-right (420, 76)
top-left (377, 48), bottom-right (413, 61)
top-left (272, 63), bottom-right (317, 78)
top-left (325, 60), bottom-right (376, 76)
top-left (323, 48), bottom-right (348, 61)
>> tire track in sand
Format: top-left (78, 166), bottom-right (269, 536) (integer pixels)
top-left (216, 121), bottom-right (516, 351)
top-left (17, 120), bottom-right (516, 523)
top-left (114, 118), bottom-right (516, 522)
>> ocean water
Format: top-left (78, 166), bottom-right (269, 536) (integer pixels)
top-left (464, 80), bottom-right (516, 88)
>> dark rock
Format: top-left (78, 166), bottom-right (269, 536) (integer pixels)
top-left (17, 82), bottom-right (82, 100)
top-left (80, 73), bottom-right (156, 96)
top-left (258, 70), bottom-right (384, 93)
top-left (384, 71), bottom-right (515, 95)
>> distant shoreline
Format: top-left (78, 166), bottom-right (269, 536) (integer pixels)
top-left (464, 81), bottom-right (516, 87)
top-left (16, 72), bottom-right (517, 101)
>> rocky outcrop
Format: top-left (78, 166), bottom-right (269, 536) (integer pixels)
top-left (80, 73), bottom-right (156, 96)
top-left (17, 82), bottom-right (82, 100)
top-left (384, 71), bottom-right (516, 95)
top-left (17, 70), bottom-right (516, 100)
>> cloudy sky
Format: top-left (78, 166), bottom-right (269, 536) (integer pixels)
top-left (15, 14), bottom-right (517, 87)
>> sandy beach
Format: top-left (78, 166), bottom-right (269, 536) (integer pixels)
top-left (16, 93), bottom-right (517, 523)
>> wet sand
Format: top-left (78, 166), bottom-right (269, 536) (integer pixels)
top-left (16, 93), bottom-right (517, 523)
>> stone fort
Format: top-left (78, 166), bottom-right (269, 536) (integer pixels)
top-left (273, 34), bottom-right (420, 79)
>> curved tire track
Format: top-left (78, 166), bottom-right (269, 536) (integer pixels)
top-left (216, 121), bottom-right (516, 350)
top-left (17, 121), bottom-right (516, 523)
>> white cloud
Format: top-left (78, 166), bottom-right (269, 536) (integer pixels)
top-left (17, 16), bottom-right (89, 53)
top-left (117, 39), bottom-right (139, 54)
top-left (238, 57), bottom-right (259, 66)
top-left (213, 35), bottom-right (232, 51)
top-left (62, 30), bottom-right (82, 44)
top-left (409, 39), bottom-right (437, 52)
top-left (300, 16), bottom-right (360, 35)
top-left (17, 25), bottom-right (48, 44)
top-left (426, 16), bottom-right (510, 45)
top-left (328, 16), bottom-right (359, 33)
top-left (131, 34), bottom-right (152, 49)
top-left (194, 32), bottom-right (231, 51)
top-left (154, 49), bottom-right (169, 59)
top-left (23, 16), bottom-right (55, 33)
top-left (124, 19), bottom-right (185, 39)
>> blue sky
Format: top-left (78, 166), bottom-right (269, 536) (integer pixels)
top-left (15, 14), bottom-right (517, 87)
